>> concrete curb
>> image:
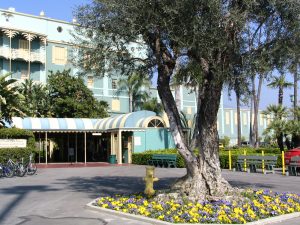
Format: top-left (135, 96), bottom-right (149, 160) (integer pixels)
top-left (86, 200), bottom-right (300, 225)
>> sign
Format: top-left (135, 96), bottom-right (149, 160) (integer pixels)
top-left (0, 139), bottom-right (27, 148)
top-left (68, 147), bottom-right (75, 156)
top-left (134, 136), bottom-right (141, 146)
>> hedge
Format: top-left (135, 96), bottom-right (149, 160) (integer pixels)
top-left (0, 128), bottom-right (37, 163)
top-left (133, 147), bottom-right (283, 169)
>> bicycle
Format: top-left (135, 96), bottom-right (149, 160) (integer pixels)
top-left (0, 163), bottom-right (14, 178)
top-left (25, 154), bottom-right (37, 175)
top-left (7, 158), bottom-right (26, 177)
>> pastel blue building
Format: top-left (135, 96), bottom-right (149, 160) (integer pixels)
top-left (1, 8), bottom-right (270, 164)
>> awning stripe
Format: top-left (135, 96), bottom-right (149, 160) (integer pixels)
top-left (11, 110), bottom-right (163, 131)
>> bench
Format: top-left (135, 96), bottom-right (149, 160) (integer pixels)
top-left (288, 156), bottom-right (300, 176)
top-left (236, 155), bottom-right (278, 174)
top-left (148, 154), bottom-right (177, 168)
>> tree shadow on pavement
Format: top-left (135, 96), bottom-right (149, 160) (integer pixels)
top-left (58, 176), bottom-right (178, 198)
top-left (0, 185), bottom-right (60, 224)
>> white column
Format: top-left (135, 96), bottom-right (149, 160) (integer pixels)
top-left (230, 110), bottom-right (234, 135)
top-left (118, 130), bottom-right (122, 164)
top-left (75, 133), bottom-right (78, 163)
top-left (110, 133), bottom-right (114, 155)
top-left (84, 132), bottom-right (87, 164)
top-left (45, 132), bottom-right (48, 164)
top-left (103, 76), bottom-right (109, 96)
top-left (39, 133), bottom-right (41, 164)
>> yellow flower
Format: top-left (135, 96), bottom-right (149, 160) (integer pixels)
top-left (157, 215), bottom-right (164, 220)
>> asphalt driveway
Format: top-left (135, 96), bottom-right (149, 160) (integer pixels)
top-left (0, 165), bottom-right (299, 225)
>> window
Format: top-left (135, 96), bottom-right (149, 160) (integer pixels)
top-left (112, 79), bottom-right (117, 89)
top-left (260, 113), bottom-right (264, 126)
top-left (21, 69), bottom-right (29, 80)
top-left (57, 26), bottom-right (63, 33)
top-left (52, 46), bottom-right (67, 65)
top-left (147, 119), bottom-right (164, 128)
top-left (187, 107), bottom-right (192, 115)
top-left (87, 76), bottom-right (94, 88)
top-left (111, 99), bottom-right (120, 111)
top-left (19, 39), bottom-right (29, 50)
top-left (243, 113), bottom-right (247, 125)
top-left (234, 112), bottom-right (237, 125)
top-left (225, 112), bottom-right (230, 125)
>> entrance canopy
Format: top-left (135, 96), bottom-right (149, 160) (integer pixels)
top-left (11, 117), bottom-right (99, 132)
top-left (94, 110), bottom-right (165, 130)
top-left (11, 110), bottom-right (166, 132)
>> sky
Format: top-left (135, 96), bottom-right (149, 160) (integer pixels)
top-left (0, 0), bottom-right (298, 110)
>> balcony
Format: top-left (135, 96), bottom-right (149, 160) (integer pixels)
top-left (0, 46), bottom-right (45, 64)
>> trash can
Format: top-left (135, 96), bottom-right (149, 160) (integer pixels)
top-left (109, 155), bottom-right (117, 164)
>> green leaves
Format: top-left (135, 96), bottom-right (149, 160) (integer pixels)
top-left (47, 70), bottom-right (109, 118)
top-left (0, 73), bottom-right (25, 127)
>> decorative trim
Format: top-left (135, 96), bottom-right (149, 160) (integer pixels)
top-left (2, 29), bottom-right (18, 38)
top-left (22, 33), bottom-right (37, 41)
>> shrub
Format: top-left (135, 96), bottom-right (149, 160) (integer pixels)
top-left (133, 147), bottom-right (283, 169)
top-left (0, 128), bottom-right (37, 163)
top-left (132, 149), bottom-right (185, 168)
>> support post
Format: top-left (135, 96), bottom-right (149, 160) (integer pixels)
top-left (84, 132), bottom-right (87, 164)
top-left (9, 35), bottom-right (12, 73)
top-left (282, 151), bottom-right (285, 175)
top-left (45, 132), bottom-right (48, 164)
top-left (262, 150), bottom-right (265, 174)
top-left (39, 133), bottom-right (41, 164)
top-left (75, 133), bottom-right (78, 163)
top-left (229, 150), bottom-right (232, 171)
top-left (110, 133), bottom-right (114, 155)
top-left (243, 149), bottom-right (247, 172)
top-left (67, 134), bottom-right (70, 162)
top-left (118, 130), bottom-right (122, 164)
top-left (28, 38), bottom-right (31, 78)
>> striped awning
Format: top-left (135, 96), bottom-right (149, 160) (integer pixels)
top-left (12, 117), bottom-right (99, 132)
top-left (11, 110), bottom-right (165, 132)
top-left (94, 110), bottom-right (158, 130)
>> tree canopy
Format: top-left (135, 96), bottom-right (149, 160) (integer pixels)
top-left (74, 0), bottom-right (300, 201)
top-left (0, 73), bottom-right (25, 127)
top-left (47, 70), bottom-right (109, 118)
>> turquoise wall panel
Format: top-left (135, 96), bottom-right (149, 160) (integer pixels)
top-left (133, 129), bottom-right (175, 153)
top-left (133, 131), bottom-right (146, 153)
top-left (46, 42), bottom-right (74, 77)
top-left (30, 63), bottom-right (41, 81)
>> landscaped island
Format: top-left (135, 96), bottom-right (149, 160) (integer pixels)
top-left (94, 190), bottom-right (300, 224)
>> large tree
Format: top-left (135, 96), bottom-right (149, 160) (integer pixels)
top-left (74, 0), bottom-right (300, 201)
top-left (48, 70), bottom-right (109, 118)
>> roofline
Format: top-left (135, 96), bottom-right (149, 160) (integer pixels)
top-left (0, 8), bottom-right (76, 26)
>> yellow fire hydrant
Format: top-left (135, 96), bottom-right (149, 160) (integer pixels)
top-left (143, 166), bottom-right (159, 197)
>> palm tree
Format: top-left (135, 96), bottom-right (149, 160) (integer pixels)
top-left (263, 104), bottom-right (289, 151)
top-left (19, 80), bottom-right (52, 117)
top-left (141, 98), bottom-right (163, 115)
top-left (116, 72), bottom-right (151, 112)
top-left (268, 74), bottom-right (293, 105)
top-left (0, 73), bottom-right (25, 127)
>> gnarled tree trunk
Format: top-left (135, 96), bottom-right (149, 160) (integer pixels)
top-left (157, 64), bottom-right (231, 201)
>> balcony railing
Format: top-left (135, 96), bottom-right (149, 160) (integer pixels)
top-left (0, 46), bottom-right (45, 64)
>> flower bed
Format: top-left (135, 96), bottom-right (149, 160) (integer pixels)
top-left (94, 190), bottom-right (300, 224)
